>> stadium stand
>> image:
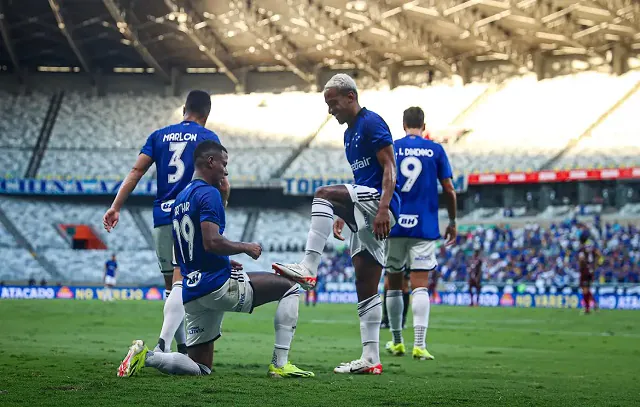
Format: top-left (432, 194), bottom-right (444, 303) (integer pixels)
top-left (0, 248), bottom-right (50, 282)
top-left (41, 249), bottom-right (158, 285)
top-left (555, 78), bottom-right (640, 170)
top-left (0, 148), bottom-right (32, 178)
top-left (450, 71), bottom-right (640, 173)
top-left (0, 198), bottom-right (148, 250)
top-left (0, 91), bottom-right (49, 148)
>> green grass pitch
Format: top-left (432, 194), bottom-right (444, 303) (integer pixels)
top-left (1, 300), bottom-right (639, 406)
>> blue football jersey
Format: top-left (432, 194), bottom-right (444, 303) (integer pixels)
top-left (172, 179), bottom-right (231, 304)
top-left (140, 121), bottom-right (221, 227)
top-left (105, 260), bottom-right (117, 277)
top-left (344, 108), bottom-right (401, 219)
top-left (389, 135), bottom-right (453, 240)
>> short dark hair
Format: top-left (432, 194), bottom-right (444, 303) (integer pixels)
top-left (403, 106), bottom-right (425, 129)
top-left (185, 90), bottom-right (212, 118)
top-left (194, 140), bottom-right (227, 167)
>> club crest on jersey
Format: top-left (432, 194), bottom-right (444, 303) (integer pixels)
top-left (161, 200), bottom-right (175, 213)
top-left (398, 214), bottom-right (419, 228)
top-left (350, 157), bottom-right (371, 171)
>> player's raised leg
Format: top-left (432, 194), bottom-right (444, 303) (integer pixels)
top-left (273, 185), bottom-right (355, 289)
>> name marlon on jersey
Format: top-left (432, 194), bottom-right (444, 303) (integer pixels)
top-left (350, 157), bottom-right (372, 172)
top-left (162, 133), bottom-right (198, 143)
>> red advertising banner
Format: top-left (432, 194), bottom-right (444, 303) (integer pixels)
top-left (467, 167), bottom-right (640, 185)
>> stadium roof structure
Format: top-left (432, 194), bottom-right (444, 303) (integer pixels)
top-left (1, 0), bottom-right (640, 85)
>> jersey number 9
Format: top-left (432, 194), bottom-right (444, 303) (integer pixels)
top-left (400, 156), bottom-right (423, 192)
top-left (168, 142), bottom-right (187, 184)
top-left (173, 214), bottom-right (195, 263)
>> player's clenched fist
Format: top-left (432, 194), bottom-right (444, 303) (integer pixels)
top-left (244, 243), bottom-right (262, 260)
top-left (333, 218), bottom-right (346, 241)
top-left (103, 207), bottom-right (120, 232)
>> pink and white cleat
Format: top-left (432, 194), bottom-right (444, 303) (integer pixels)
top-left (333, 359), bottom-right (383, 375)
top-left (272, 263), bottom-right (317, 290)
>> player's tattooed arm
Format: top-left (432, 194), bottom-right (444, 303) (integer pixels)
top-left (440, 178), bottom-right (457, 246)
top-left (374, 145), bottom-right (397, 240)
top-left (201, 221), bottom-right (262, 259)
top-left (103, 153), bottom-right (153, 232)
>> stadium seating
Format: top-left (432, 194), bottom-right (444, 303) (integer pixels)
top-left (42, 249), bottom-right (160, 285)
top-left (0, 148), bottom-right (31, 178)
top-left (254, 208), bottom-right (351, 252)
top-left (555, 77), bottom-right (640, 170)
top-left (208, 92), bottom-right (328, 148)
top-left (37, 92), bottom-right (299, 182)
top-left (0, 91), bottom-right (49, 148)
top-left (49, 93), bottom-right (183, 149)
top-left (450, 71), bottom-right (640, 173)
top-left (38, 149), bottom-right (150, 180)
top-left (0, 198), bottom-right (148, 250)
top-left (0, 248), bottom-right (50, 282)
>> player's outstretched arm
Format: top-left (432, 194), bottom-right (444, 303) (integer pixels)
top-left (374, 145), bottom-right (397, 240)
top-left (441, 178), bottom-right (457, 246)
top-left (103, 154), bottom-right (153, 232)
top-left (201, 221), bottom-right (262, 259)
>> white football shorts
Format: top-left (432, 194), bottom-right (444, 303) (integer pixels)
top-left (184, 270), bottom-right (254, 347)
top-left (386, 238), bottom-right (438, 272)
top-left (104, 275), bottom-right (117, 286)
top-left (152, 224), bottom-right (177, 274)
top-left (344, 184), bottom-right (396, 267)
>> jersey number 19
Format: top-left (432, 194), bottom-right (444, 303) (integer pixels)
top-left (400, 156), bottom-right (423, 192)
top-left (173, 214), bottom-right (195, 263)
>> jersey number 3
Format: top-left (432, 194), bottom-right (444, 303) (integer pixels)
top-left (400, 156), bottom-right (423, 192)
top-left (168, 142), bottom-right (187, 184)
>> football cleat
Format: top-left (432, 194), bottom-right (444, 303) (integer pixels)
top-left (267, 362), bottom-right (315, 378)
top-left (117, 340), bottom-right (148, 377)
top-left (412, 347), bottom-right (435, 361)
top-left (272, 263), bottom-right (317, 290)
top-left (385, 341), bottom-right (406, 356)
top-left (333, 359), bottom-right (383, 375)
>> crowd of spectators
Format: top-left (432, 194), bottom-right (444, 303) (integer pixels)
top-left (318, 217), bottom-right (640, 288)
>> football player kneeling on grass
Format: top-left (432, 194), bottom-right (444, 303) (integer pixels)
top-left (117, 141), bottom-right (313, 379)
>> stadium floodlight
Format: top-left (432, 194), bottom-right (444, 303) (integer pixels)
top-left (288, 0), bottom-right (382, 80)
top-left (364, 2), bottom-right (455, 75)
top-left (48, 0), bottom-right (94, 82)
top-left (102, 0), bottom-right (171, 82)
top-left (235, 1), bottom-right (316, 84)
top-left (163, 0), bottom-right (240, 87)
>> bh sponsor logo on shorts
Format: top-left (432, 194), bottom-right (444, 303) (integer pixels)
top-left (398, 214), bottom-right (419, 228)
top-left (161, 200), bottom-right (175, 213)
top-left (188, 326), bottom-right (205, 335)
